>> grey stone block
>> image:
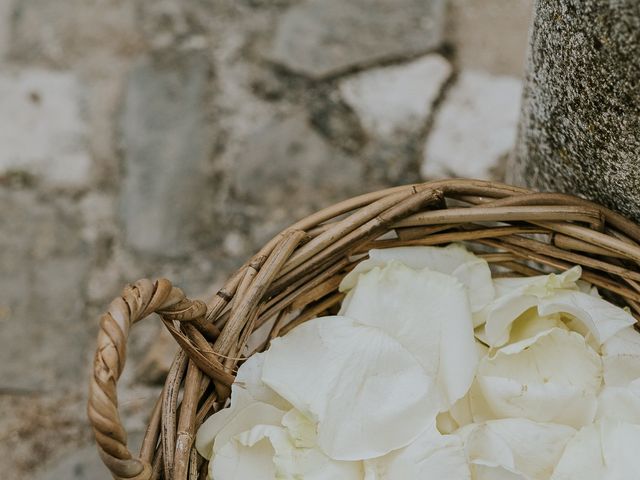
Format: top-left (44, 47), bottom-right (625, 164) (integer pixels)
top-left (0, 190), bottom-right (91, 391)
top-left (266, 0), bottom-right (446, 79)
top-left (119, 52), bottom-right (214, 257)
top-left (231, 111), bottom-right (364, 209)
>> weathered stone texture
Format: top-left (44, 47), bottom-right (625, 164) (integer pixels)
top-left (9, 0), bottom-right (142, 64)
top-left (0, 0), bottom-right (11, 60)
top-left (35, 433), bottom-right (144, 480)
top-left (0, 69), bottom-right (91, 188)
top-left (0, 190), bottom-right (91, 391)
top-left (266, 0), bottom-right (446, 79)
top-left (232, 111), bottom-right (364, 209)
top-left (339, 54), bottom-right (452, 138)
top-left (119, 52), bottom-right (214, 257)
top-left (509, 0), bottom-right (640, 221)
top-left (423, 70), bottom-right (522, 180)
top-left (446, 0), bottom-right (533, 77)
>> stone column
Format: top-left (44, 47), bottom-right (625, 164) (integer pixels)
top-left (508, 0), bottom-right (640, 221)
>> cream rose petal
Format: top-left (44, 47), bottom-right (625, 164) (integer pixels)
top-left (551, 420), bottom-right (640, 479)
top-left (482, 267), bottom-right (581, 346)
top-left (471, 328), bottom-right (602, 428)
top-left (212, 423), bottom-right (362, 480)
top-left (538, 290), bottom-right (635, 347)
top-left (597, 328), bottom-right (640, 423)
top-left (195, 387), bottom-right (265, 459)
top-left (262, 316), bottom-right (438, 460)
top-left (602, 325), bottom-right (640, 357)
top-left (460, 419), bottom-right (576, 479)
top-left (470, 463), bottom-right (527, 480)
top-left (339, 244), bottom-right (494, 313)
top-left (596, 382), bottom-right (640, 423)
top-left (212, 401), bottom-right (286, 456)
top-left (493, 267), bottom-right (582, 297)
top-left (234, 352), bottom-right (291, 410)
top-left (211, 431), bottom-right (276, 480)
top-left (438, 340), bottom-right (489, 433)
top-left (364, 423), bottom-right (471, 480)
top-left (508, 310), bottom-right (568, 344)
top-left (343, 263), bottom-right (477, 409)
top-left (601, 326), bottom-right (640, 386)
top-left (195, 352), bottom-right (291, 459)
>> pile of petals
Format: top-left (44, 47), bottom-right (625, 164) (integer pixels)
top-left (196, 244), bottom-right (640, 479)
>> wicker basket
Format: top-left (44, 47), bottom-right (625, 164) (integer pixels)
top-left (88, 179), bottom-right (640, 480)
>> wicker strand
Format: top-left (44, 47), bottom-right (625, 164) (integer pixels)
top-left (88, 280), bottom-right (206, 480)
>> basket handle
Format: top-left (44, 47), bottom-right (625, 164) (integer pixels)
top-left (88, 278), bottom-right (207, 480)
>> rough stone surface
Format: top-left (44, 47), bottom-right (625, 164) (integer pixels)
top-left (0, 69), bottom-right (91, 188)
top-left (0, 392), bottom-right (90, 480)
top-left (35, 444), bottom-right (116, 480)
top-left (9, 0), bottom-right (142, 65)
top-left (446, 0), bottom-right (533, 77)
top-left (0, 0), bottom-right (11, 60)
top-left (232, 111), bottom-right (365, 210)
top-left (0, 190), bottom-right (91, 391)
top-left (35, 433), bottom-right (144, 480)
top-left (339, 54), bottom-right (452, 138)
top-left (120, 52), bottom-right (214, 257)
top-left (509, 0), bottom-right (640, 222)
top-left (422, 70), bottom-right (523, 180)
top-left (266, 0), bottom-right (446, 79)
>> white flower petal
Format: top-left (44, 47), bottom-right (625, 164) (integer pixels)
top-left (538, 291), bottom-right (635, 347)
top-left (551, 420), bottom-right (640, 479)
top-left (471, 328), bottom-right (602, 428)
top-left (440, 341), bottom-right (488, 433)
top-left (212, 423), bottom-right (362, 480)
top-left (337, 288), bottom-right (354, 315)
top-left (576, 280), bottom-right (598, 296)
top-left (195, 388), bottom-right (267, 459)
top-left (235, 352), bottom-right (291, 411)
top-left (461, 419), bottom-right (575, 479)
top-left (508, 310), bottom-right (568, 345)
top-left (343, 263), bottom-right (477, 408)
top-left (452, 258), bottom-right (497, 315)
top-left (212, 401), bottom-right (286, 455)
top-left (262, 316), bottom-right (438, 460)
top-left (340, 244), bottom-right (494, 313)
top-left (602, 325), bottom-right (640, 357)
top-left (195, 352), bottom-right (291, 459)
top-left (211, 430), bottom-right (277, 480)
top-left (196, 406), bottom-right (236, 460)
top-left (493, 267), bottom-right (582, 297)
top-left (483, 296), bottom-right (540, 347)
top-left (597, 323), bottom-right (640, 425)
top-left (475, 325), bottom-right (490, 346)
top-left (596, 382), bottom-right (640, 423)
top-left (601, 326), bottom-right (640, 388)
top-left (602, 352), bottom-right (640, 387)
top-left (483, 267), bottom-right (581, 347)
top-left (281, 409), bottom-right (316, 448)
top-left (364, 423), bottom-right (470, 479)
top-left (470, 462), bottom-right (527, 480)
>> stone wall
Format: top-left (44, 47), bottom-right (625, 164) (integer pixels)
top-left (0, 0), bottom-right (532, 477)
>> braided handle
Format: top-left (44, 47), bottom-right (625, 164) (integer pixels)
top-left (88, 279), bottom-right (207, 480)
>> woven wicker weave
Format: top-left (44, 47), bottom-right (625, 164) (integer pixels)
top-left (88, 179), bottom-right (640, 480)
